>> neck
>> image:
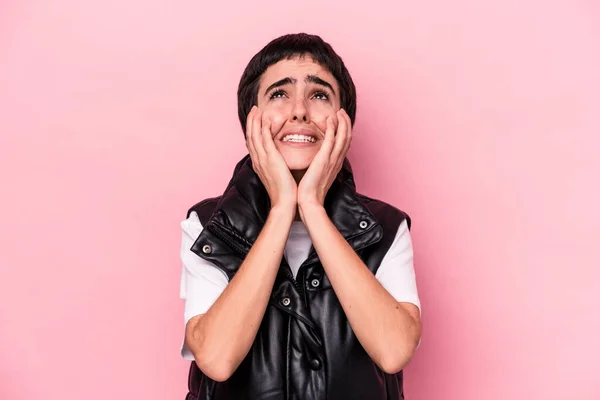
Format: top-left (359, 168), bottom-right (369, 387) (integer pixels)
top-left (291, 169), bottom-right (306, 184)
top-left (291, 169), bottom-right (306, 221)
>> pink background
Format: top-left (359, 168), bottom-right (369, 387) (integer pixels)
top-left (1, 1), bottom-right (599, 399)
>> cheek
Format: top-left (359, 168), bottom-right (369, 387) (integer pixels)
top-left (311, 111), bottom-right (335, 134)
top-left (262, 109), bottom-right (288, 135)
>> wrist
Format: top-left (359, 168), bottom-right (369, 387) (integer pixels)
top-left (298, 201), bottom-right (326, 222)
top-left (298, 198), bottom-right (324, 211)
top-left (269, 202), bottom-right (297, 221)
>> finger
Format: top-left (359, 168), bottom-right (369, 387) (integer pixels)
top-left (320, 116), bottom-right (336, 157)
top-left (261, 117), bottom-right (277, 154)
top-left (246, 105), bottom-right (257, 141)
top-left (329, 112), bottom-right (339, 136)
top-left (331, 110), bottom-right (348, 161)
top-left (246, 106), bottom-right (257, 158)
top-left (340, 109), bottom-right (353, 156)
top-left (252, 109), bottom-right (267, 160)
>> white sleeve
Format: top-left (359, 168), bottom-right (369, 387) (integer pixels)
top-left (374, 219), bottom-right (421, 313)
top-left (179, 211), bottom-right (229, 360)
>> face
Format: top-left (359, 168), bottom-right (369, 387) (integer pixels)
top-left (256, 55), bottom-right (341, 171)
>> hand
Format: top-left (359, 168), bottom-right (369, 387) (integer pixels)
top-left (297, 109), bottom-right (352, 211)
top-left (246, 106), bottom-right (297, 211)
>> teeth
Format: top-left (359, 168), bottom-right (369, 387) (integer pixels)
top-left (282, 134), bottom-right (316, 143)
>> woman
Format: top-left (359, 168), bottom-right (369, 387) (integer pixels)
top-left (179, 33), bottom-right (421, 399)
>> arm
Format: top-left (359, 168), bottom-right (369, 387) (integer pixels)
top-left (184, 205), bottom-right (295, 382)
top-left (299, 203), bottom-right (421, 374)
top-left (185, 106), bottom-right (297, 381)
top-left (297, 109), bottom-right (421, 373)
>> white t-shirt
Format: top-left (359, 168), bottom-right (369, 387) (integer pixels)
top-left (180, 211), bottom-right (420, 360)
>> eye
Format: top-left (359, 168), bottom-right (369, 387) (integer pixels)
top-left (313, 91), bottom-right (330, 101)
top-left (269, 89), bottom-right (287, 100)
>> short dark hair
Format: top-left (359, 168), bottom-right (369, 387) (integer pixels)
top-left (237, 33), bottom-right (357, 134)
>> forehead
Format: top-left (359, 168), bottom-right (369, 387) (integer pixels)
top-left (259, 55), bottom-right (338, 89)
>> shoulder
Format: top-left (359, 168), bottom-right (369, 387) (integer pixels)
top-left (356, 193), bottom-right (412, 230)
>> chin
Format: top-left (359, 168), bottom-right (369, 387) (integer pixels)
top-left (283, 157), bottom-right (311, 171)
top-left (278, 146), bottom-right (318, 172)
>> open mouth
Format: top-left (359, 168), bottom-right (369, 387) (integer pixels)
top-left (281, 134), bottom-right (317, 143)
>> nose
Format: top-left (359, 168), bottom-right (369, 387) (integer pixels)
top-left (290, 98), bottom-right (309, 123)
top-left (293, 114), bottom-right (307, 122)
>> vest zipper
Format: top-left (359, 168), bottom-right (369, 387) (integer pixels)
top-left (285, 315), bottom-right (291, 400)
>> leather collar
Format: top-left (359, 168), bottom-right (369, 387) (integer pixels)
top-left (202, 155), bottom-right (383, 259)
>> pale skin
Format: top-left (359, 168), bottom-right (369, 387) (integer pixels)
top-left (185, 56), bottom-right (421, 382)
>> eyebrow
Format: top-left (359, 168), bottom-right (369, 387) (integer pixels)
top-left (264, 77), bottom-right (296, 96)
top-left (263, 75), bottom-right (336, 96)
top-left (306, 75), bottom-right (336, 95)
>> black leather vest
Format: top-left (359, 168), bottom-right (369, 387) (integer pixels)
top-left (184, 155), bottom-right (411, 400)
